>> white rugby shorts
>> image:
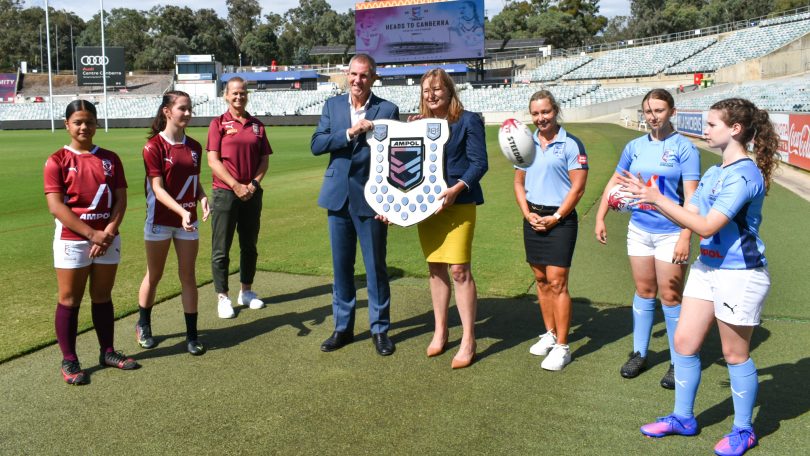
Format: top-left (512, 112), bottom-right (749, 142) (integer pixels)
top-left (53, 235), bottom-right (121, 269)
top-left (144, 222), bottom-right (199, 242)
top-left (626, 222), bottom-right (686, 263)
top-left (683, 259), bottom-right (770, 326)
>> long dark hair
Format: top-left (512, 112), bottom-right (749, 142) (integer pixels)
top-left (148, 90), bottom-right (191, 139)
top-left (710, 98), bottom-right (780, 193)
top-left (65, 99), bottom-right (97, 120)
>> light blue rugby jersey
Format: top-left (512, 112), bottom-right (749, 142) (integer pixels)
top-left (691, 158), bottom-right (767, 269)
top-left (616, 132), bottom-right (701, 234)
top-left (523, 126), bottom-right (588, 206)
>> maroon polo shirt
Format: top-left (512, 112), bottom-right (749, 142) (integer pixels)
top-left (206, 110), bottom-right (272, 190)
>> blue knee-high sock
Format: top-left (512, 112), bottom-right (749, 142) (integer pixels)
top-left (728, 358), bottom-right (758, 429)
top-left (632, 293), bottom-right (656, 357)
top-left (662, 304), bottom-right (681, 364)
top-left (673, 350), bottom-right (701, 418)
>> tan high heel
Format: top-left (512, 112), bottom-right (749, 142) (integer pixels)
top-left (426, 336), bottom-right (448, 357)
top-left (451, 343), bottom-right (476, 369)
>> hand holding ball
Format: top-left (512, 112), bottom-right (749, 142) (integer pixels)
top-left (607, 184), bottom-right (637, 213)
top-left (498, 119), bottom-right (535, 168)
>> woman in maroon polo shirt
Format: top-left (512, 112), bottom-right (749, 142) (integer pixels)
top-left (206, 77), bottom-right (273, 319)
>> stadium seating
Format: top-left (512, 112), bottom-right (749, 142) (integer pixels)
top-left (564, 37), bottom-right (716, 80)
top-left (521, 56), bottom-right (593, 82)
top-left (675, 78), bottom-right (810, 113)
top-left (666, 20), bottom-right (810, 74)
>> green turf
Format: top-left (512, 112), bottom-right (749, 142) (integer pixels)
top-left (1, 123), bottom-right (809, 361)
top-left (1, 123), bottom-right (808, 454)
top-left (1, 272), bottom-right (807, 454)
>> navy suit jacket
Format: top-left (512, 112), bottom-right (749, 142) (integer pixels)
top-left (311, 93), bottom-right (400, 217)
top-left (445, 110), bottom-right (488, 205)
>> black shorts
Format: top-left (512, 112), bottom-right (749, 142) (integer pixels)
top-left (523, 204), bottom-right (578, 268)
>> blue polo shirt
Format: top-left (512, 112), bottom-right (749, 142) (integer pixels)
top-left (616, 132), bottom-right (701, 234)
top-left (691, 158), bottom-right (767, 269)
top-left (522, 126), bottom-right (588, 206)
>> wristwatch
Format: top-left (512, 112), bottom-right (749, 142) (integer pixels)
top-left (553, 212), bottom-right (562, 221)
top-left (251, 179), bottom-right (261, 190)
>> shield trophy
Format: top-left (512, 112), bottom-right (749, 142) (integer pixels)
top-left (364, 119), bottom-right (449, 227)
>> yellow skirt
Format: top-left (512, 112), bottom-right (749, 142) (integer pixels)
top-left (418, 203), bottom-right (476, 264)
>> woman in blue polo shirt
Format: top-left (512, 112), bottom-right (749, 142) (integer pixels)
top-left (622, 98), bottom-right (778, 456)
top-left (514, 90), bottom-right (588, 371)
top-left (594, 89), bottom-right (700, 388)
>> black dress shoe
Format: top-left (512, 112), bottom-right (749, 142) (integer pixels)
top-left (372, 332), bottom-right (395, 356)
top-left (321, 331), bottom-right (354, 352)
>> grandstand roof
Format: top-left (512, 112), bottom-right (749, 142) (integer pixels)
top-left (221, 71), bottom-right (322, 82)
top-left (310, 45), bottom-right (350, 56)
top-left (502, 38), bottom-right (546, 50)
top-left (377, 64), bottom-right (468, 77)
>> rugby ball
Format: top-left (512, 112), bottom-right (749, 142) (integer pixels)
top-left (607, 184), bottom-right (636, 213)
top-left (498, 118), bottom-right (535, 168)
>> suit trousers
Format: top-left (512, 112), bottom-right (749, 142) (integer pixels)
top-left (327, 202), bottom-right (390, 334)
top-left (211, 188), bottom-right (263, 294)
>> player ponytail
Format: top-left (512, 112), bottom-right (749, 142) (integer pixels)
top-left (64, 99), bottom-right (97, 121)
top-left (710, 98), bottom-right (780, 193)
top-left (148, 90), bottom-right (191, 139)
top-left (529, 90), bottom-right (562, 122)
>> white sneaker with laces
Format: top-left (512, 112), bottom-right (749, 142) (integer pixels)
top-left (238, 290), bottom-right (265, 309)
top-left (529, 330), bottom-right (557, 356)
top-left (541, 344), bottom-right (571, 371)
top-left (217, 295), bottom-right (235, 319)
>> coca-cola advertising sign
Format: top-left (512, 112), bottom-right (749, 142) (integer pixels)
top-left (787, 114), bottom-right (810, 171)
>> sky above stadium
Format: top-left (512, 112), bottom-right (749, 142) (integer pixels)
top-left (32, 1), bottom-right (631, 21)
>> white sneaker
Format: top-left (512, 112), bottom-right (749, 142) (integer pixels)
top-left (217, 295), bottom-right (235, 319)
top-left (238, 290), bottom-right (265, 310)
top-left (541, 344), bottom-right (571, 371)
top-left (529, 330), bottom-right (557, 356)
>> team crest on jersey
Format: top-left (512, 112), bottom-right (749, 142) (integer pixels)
top-left (252, 124), bottom-right (260, 136)
top-left (191, 151), bottom-right (199, 167)
top-left (101, 159), bottom-right (113, 176)
top-left (660, 149), bottom-right (675, 167)
top-left (364, 119), bottom-right (450, 227)
top-left (553, 144), bottom-right (565, 159)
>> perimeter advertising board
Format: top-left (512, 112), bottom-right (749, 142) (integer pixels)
top-left (355, 0), bottom-right (485, 63)
top-left (675, 111), bottom-right (705, 137)
top-left (677, 110), bottom-right (810, 172)
top-left (0, 73), bottom-right (17, 102)
top-left (76, 47), bottom-right (125, 87)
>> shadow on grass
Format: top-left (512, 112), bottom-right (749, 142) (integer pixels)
top-left (390, 295), bottom-right (638, 363)
top-left (133, 273), bottom-right (416, 361)
top-left (693, 329), bottom-right (810, 442)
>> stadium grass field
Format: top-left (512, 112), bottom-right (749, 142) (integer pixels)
top-left (0, 123), bottom-right (808, 454)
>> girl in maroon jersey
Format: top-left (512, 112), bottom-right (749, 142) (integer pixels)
top-left (44, 100), bottom-right (139, 385)
top-left (136, 91), bottom-right (210, 356)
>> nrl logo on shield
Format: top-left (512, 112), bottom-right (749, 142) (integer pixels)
top-left (364, 119), bottom-right (449, 227)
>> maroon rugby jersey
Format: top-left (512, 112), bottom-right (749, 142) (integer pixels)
top-left (206, 111), bottom-right (272, 190)
top-left (44, 146), bottom-right (127, 241)
top-left (143, 133), bottom-right (203, 228)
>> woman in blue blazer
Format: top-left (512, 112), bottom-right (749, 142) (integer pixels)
top-left (415, 68), bottom-right (487, 368)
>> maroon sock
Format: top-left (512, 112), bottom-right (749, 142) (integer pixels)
top-left (91, 301), bottom-right (115, 353)
top-left (55, 303), bottom-right (79, 361)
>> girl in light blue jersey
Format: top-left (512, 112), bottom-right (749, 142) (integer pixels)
top-left (619, 98), bottom-right (779, 456)
top-left (595, 89), bottom-right (701, 388)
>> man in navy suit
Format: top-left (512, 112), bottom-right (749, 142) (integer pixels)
top-left (311, 54), bottom-right (400, 356)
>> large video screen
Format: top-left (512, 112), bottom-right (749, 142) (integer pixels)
top-left (76, 47), bottom-right (125, 87)
top-left (355, 0), bottom-right (485, 64)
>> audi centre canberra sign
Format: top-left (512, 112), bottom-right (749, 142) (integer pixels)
top-left (76, 47), bottom-right (125, 87)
